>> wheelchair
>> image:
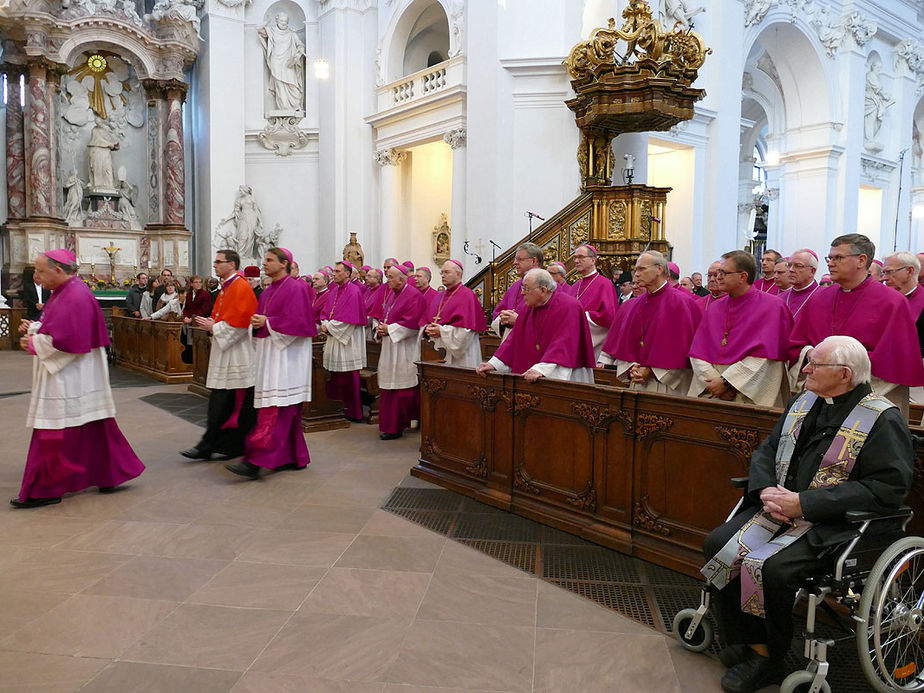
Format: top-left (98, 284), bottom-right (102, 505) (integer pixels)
top-left (673, 477), bottom-right (924, 693)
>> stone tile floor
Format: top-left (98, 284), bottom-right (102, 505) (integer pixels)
top-left (0, 350), bottom-right (777, 692)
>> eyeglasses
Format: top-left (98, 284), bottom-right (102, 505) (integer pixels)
top-left (634, 265), bottom-right (655, 272)
top-left (714, 270), bottom-right (744, 278)
top-left (789, 263), bottom-right (812, 270)
top-left (804, 359), bottom-right (846, 370)
top-left (213, 259), bottom-right (232, 265)
top-left (573, 254), bottom-right (592, 260)
top-left (882, 266), bottom-right (910, 276)
top-left (520, 284), bottom-right (539, 294)
top-left (825, 254), bottom-right (860, 263)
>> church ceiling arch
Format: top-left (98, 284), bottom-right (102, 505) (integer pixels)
top-left (57, 32), bottom-right (165, 82)
top-left (380, 0), bottom-right (459, 85)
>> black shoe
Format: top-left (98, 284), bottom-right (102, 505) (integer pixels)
top-left (180, 447), bottom-right (212, 460)
top-left (98, 486), bottom-right (121, 494)
top-left (225, 460), bottom-right (260, 479)
top-left (276, 463), bottom-right (306, 471)
top-left (345, 416), bottom-right (364, 423)
top-left (718, 644), bottom-right (754, 669)
top-left (721, 654), bottom-right (778, 693)
top-left (10, 496), bottom-right (62, 509)
top-left (379, 432), bottom-right (402, 440)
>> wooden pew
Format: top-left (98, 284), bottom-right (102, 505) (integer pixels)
top-left (111, 315), bottom-right (192, 383)
top-left (413, 363), bottom-right (924, 578)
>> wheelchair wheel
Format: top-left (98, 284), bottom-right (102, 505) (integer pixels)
top-left (779, 670), bottom-right (831, 693)
top-left (857, 536), bottom-right (924, 692)
top-left (672, 608), bottom-right (713, 652)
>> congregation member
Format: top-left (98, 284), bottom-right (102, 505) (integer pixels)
top-left (226, 248), bottom-right (316, 479)
top-left (598, 250), bottom-right (700, 397)
top-left (771, 259), bottom-right (790, 292)
top-left (691, 272), bottom-right (710, 297)
top-left (571, 244), bottom-right (618, 359)
top-left (376, 265), bottom-right (425, 440)
top-left (477, 268), bottom-right (594, 383)
top-left (124, 271), bottom-right (147, 317)
top-left (547, 261), bottom-right (572, 293)
top-left (139, 276), bottom-right (160, 318)
top-left (182, 249), bottom-right (258, 460)
top-left (152, 267), bottom-right (174, 304)
top-left (701, 336), bottom-right (913, 693)
top-left (752, 249), bottom-right (781, 294)
top-left (311, 269), bottom-right (332, 326)
top-left (183, 275), bottom-right (212, 320)
top-left (21, 267), bottom-right (48, 321)
top-left (414, 266), bottom-right (440, 315)
top-left (423, 259), bottom-right (486, 367)
top-left (869, 258), bottom-right (884, 282)
top-left (207, 276), bottom-right (219, 301)
top-left (146, 280), bottom-right (182, 320)
top-left (13, 249), bottom-right (145, 508)
top-left (778, 249), bottom-right (819, 318)
top-left (617, 280), bottom-right (634, 304)
top-left (689, 250), bottom-right (792, 407)
top-left (698, 260), bottom-right (726, 311)
top-left (789, 233), bottom-right (924, 415)
top-left (491, 242), bottom-right (542, 340)
top-left (321, 261), bottom-right (367, 422)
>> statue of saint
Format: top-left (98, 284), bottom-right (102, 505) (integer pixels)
top-left (62, 169), bottom-right (85, 227)
top-left (87, 117), bottom-right (120, 192)
top-left (215, 185), bottom-right (264, 261)
top-left (258, 12), bottom-right (306, 113)
top-left (343, 232), bottom-right (364, 266)
top-left (117, 167), bottom-right (141, 229)
top-left (864, 61), bottom-right (894, 151)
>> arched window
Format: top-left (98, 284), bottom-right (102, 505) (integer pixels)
top-left (402, 2), bottom-right (449, 75)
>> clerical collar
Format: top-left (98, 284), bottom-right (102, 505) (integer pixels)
top-left (822, 384), bottom-right (870, 406)
top-left (793, 280), bottom-right (817, 293)
top-left (580, 271), bottom-right (598, 280)
top-left (219, 273), bottom-right (240, 288)
top-left (839, 276), bottom-right (871, 293)
top-left (906, 286), bottom-right (918, 297)
top-left (649, 281), bottom-right (668, 295)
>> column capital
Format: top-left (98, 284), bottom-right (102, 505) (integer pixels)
top-left (444, 128), bottom-right (467, 150)
top-left (142, 78), bottom-right (189, 102)
top-left (375, 148), bottom-right (406, 167)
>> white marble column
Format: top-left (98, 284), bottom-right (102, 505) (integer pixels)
top-left (444, 128), bottom-right (468, 278)
top-left (375, 148), bottom-right (405, 261)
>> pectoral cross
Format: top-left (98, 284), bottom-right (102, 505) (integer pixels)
top-left (721, 332), bottom-right (728, 346)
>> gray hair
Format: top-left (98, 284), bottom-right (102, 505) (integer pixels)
top-left (525, 267), bottom-right (556, 292)
top-left (885, 251), bottom-right (921, 276)
top-left (831, 233), bottom-right (875, 269)
top-left (818, 335), bottom-right (871, 386)
top-left (792, 249), bottom-right (818, 269)
top-left (639, 250), bottom-right (669, 277)
top-left (516, 242), bottom-right (544, 264)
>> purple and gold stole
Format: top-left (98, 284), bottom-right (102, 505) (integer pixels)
top-left (701, 389), bottom-right (893, 617)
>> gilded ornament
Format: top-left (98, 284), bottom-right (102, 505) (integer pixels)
top-left (608, 201), bottom-right (627, 240)
top-left (569, 212), bottom-right (590, 251)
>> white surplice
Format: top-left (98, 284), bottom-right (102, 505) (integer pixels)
top-left (487, 355), bottom-right (594, 384)
top-left (207, 321), bottom-right (255, 390)
top-left (322, 320), bottom-right (366, 372)
top-left (378, 324), bottom-right (421, 390)
top-left (603, 356), bottom-right (691, 397)
top-left (253, 318), bottom-right (312, 408)
top-left (689, 356), bottom-right (788, 407)
top-left (27, 325), bottom-right (115, 430)
top-left (431, 325), bottom-right (481, 368)
top-left (586, 314), bottom-right (607, 362)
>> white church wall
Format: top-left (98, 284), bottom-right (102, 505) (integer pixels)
top-left (404, 140), bottom-right (452, 270)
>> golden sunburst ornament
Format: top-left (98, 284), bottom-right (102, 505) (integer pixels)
top-left (87, 54), bottom-right (107, 73)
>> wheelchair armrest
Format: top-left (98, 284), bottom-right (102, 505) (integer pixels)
top-left (730, 477), bottom-right (749, 489)
top-left (845, 506), bottom-right (913, 524)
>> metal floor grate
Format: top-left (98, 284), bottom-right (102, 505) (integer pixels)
top-left (140, 392), bottom-right (209, 428)
top-left (382, 485), bottom-right (877, 693)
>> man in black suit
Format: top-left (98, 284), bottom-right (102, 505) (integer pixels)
top-left (21, 267), bottom-right (49, 320)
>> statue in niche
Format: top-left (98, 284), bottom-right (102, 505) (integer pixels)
top-left (342, 232), bottom-right (364, 267)
top-left (864, 61), bottom-right (895, 153)
top-left (214, 185), bottom-right (265, 262)
top-left (117, 167), bottom-right (141, 229)
top-left (433, 213), bottom-right (451, 266)
top-left (258, 12), bottom-right (306, 113)
top-left (86, 117), bottom-right (120, 193)
top-left (62, 169), bottom-right (86, 227)
top-left (662, 0), bottom-right (704, 30)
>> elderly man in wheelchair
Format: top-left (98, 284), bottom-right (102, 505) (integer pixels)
top-left (678, 335), bottom-right (918, 693)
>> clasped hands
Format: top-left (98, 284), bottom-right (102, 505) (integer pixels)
top-left (18, 319), bottom-right (31, 350)
top-left (498, 309), bottom-right (518, 327)
top-left (375, 322), bottom-right (389, 338)
top-left (704, 376), bottom-right (735, 401)
top-left (475, 362), bottom-right (543, 383)
top-left (194, 316), bottom-right (215, 333)
top-left (250, 314), bottom-right (267, 329)
top-left (760, 485), bottom-right (802, 523)
top-left (423, 322), bottom-right (442, 338)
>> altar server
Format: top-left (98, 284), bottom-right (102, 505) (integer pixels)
top-left (376, 265), bottom-right (426, 440)
top-left (778, 249), bottom-right (819, 318)
top-left (321, 260), bottom-right (367, 422)
top-left (598, 250), bottom-right (700, 397)
top-left (689, 250), bottom-right (793, 407)
top-left (490, 242), bottom-right (542, 340)
top-left (423, 259), bottom-right (486, 367)
top-left (790, 234), bottom-right (924, 415)
top-left (477, 268), bottom-right (595, 383)
top-left (182, 249), bottom-right (258, 460)
top-left (13, 249), bottom-right (145, 508)
top-left (570, 244), bottom-right (618, 359)
top-left (226, 248), bottom-right (316, 479)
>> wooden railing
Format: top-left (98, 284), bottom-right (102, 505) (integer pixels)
top-left (111, 315), bottom-right (192, 383)
top-left (414, 363), bottom-right (924, 578)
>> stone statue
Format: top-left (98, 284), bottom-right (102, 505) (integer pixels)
top-left (662, 0), bottom-right (704, 30)
top-left (145, 0), bottom-right (201, 37)
top-left (117, 167), bottom-right (141, 229)
top-left (342, 232), bottom-right (364, 266)
top-left (62, 169), bottom-right (85, 227)
top-left (215, 185), bottom-right (265, 261)
top-left (258, 12), bottom-right (306, 113)
top-left (87, 117), bottom-right (120, 192)
top-left (864, 61), bottom-right (894, 153)
top-left (914, 121), bottom-right (923, 168)
top-left (744, 0), bottom-right (772, 27)
top-left (256, 223), bottom-right (282, 261)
